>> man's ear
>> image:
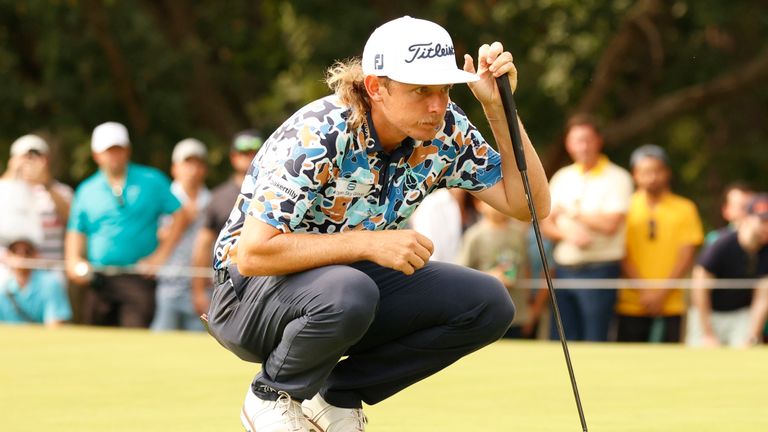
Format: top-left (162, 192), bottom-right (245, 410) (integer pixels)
top-left (364, 75), bottom-right (384, 102)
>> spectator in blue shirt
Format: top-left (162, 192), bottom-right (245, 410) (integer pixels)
top-left (64, 122), bottom-right (187, 328)
top-left (0, 236), bottom-right (71, 327)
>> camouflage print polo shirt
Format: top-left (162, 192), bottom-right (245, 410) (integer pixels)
top-left (213, 95), bottom-right (502, 270)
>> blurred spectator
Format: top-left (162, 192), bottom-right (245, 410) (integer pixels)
top-left (151, 139), bottom-right (210, 332)
top-left (0, 236), bottom-right (71, 327)
top-left (688, 193), bottom-right (768, 347)
top-left (190, 130), bottom-right (263, 316)
top-left (541, 114), bottom-right (633, 341)
top-left (526, 225), bottom-right (555, 339)
top-left (451, 188), bottom-right (480, 232)
top-left (457, 198), bottom-right (532, 338)
top-left (1, 134), bottom-right (78, 322)
top-left (616, 145), bottom-right (703, 342)
top-left (2, 134), bottom-right (73, 259)
top-left (703, 182), bottom-right (755, 246)
top-left (65, 121), bottom-right (186, 328)
top-left (410, 188), bottom-right (462, 262)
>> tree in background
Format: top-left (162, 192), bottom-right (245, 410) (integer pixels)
top-left (1, 0), bottom-right (766, 228)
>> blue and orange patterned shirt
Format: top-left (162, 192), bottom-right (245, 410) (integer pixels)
top-left (213, 95), bottom-right (502, 269)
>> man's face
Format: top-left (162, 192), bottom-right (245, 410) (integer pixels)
top-left (6, 241), bottom-right (36, 270)
top-left (378, 80), bottom-right (452, 142)
top-left (172, 157), bottom-right (207, 185)
top-left (93, 146), bottom-right (130, 175)
top-left (632, 157), bottom-right (670, 195)
top-left (742, 215), bottom-right (768, 246)
top-left (723, 188), bottom-right (754, 224)
top-left (230, 151), bottom-right (257, 175)
top-left (564, 125), bottom-right (603, 166)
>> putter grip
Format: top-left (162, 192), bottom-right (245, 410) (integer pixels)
top-left (495, 75), bottom-right (527, 172)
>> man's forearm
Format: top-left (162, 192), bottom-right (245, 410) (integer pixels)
top-left (153, 210), bottom-right (190, 263)
top-left (574, 212), bottom-right (624, 235)
top-left (667, 245), bottom-right (697, 280)
top-left (747, 280), bottom-right (768, 343)
top-left (46, 186), bottom-right (71, 222)
top-left (692, 267), bottom-right (716, 335)
top-left (236, 230), bottom-right (371, 276)
top-left (64, 231), bottom-right (88, 281)
top-left (483, 104), bottom-right (550, 220)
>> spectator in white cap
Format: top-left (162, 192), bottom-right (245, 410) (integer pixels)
top-left (1, 134), bottom-right (73, 260)
top-left (65, 121), bottom-right (188, 328)
top-left (204, 16), bottom-right (549, 432)
top-left (190, 129), bottom-right (264, 318)
top-left (151, 138), bottom-right (210, 332)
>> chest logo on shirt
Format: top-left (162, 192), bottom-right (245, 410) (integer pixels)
top-left (335, 179), bottom-right (372, 198)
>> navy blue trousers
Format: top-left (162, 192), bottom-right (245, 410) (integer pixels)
top-left (207, 260), bottom-right (514, 408)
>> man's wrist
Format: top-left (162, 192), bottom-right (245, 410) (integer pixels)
top-left (482, 103), bottom-right (504, 121)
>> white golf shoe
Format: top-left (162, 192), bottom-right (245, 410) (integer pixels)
top-left (240, 387), bottom-right (317, 432)
top-left (302, 394), bottom-right (367, 432)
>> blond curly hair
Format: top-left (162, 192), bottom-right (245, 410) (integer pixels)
top-left (325, 57), bottom-right (371, 129)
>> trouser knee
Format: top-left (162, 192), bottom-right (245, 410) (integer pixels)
top-left (476, 276), bottom-right (517, 340)
top-left (320, 272), bottom-right (380, 342)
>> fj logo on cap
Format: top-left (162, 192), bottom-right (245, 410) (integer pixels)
top-left (405, 42), bottom-right (455, 64)
top-left (374, 54), bottom-right (384, 70)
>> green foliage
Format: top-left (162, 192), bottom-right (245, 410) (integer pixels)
top-left (0, 0), bottom-right (766, 228)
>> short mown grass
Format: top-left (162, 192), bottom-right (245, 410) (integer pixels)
top-left (2, 325), bottom-right (766, 431)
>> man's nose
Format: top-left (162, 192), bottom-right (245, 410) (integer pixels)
top-left (428, 92), bottom-right (448, 111)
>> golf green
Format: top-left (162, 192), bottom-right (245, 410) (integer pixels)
top-left (2, 325), bottom-right (766, 431)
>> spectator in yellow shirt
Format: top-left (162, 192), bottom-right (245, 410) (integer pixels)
top-left (617, 144), bottom-right (703, 342)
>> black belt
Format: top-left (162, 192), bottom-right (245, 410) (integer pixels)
top-left (214, 268), bottom-right (230, 285)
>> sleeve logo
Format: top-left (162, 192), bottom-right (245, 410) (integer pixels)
top-left (267, 176), bottom-right (301, 200)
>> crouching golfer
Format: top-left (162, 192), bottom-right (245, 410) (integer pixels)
top-left (206, 16), bottom-right (550, 432)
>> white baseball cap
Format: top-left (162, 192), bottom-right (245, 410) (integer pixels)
top-left (172, 138), bottom-right (208, 163)
top-left (10, 134), bottom-right (49, 157)
top-left (362, 16), bottom-right (479, 85)
top-left (91, 122), bottom-right (130, 153)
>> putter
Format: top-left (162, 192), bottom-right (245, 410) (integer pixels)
top-left (495, 75), bottom-right (589, 432)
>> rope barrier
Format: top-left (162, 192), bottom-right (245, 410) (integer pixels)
top-left (3, 257), bottom-right (767, 289)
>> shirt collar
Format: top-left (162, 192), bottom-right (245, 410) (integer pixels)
top-left (576, 154), bottom-right (609, 176)
top-left (363, 112), bottom-right (384, 154)
top-left (363, 111), bottom-right (418, 155)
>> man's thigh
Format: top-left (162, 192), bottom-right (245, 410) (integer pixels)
top-left (209, 264), bottom-right (378, 363)
top-left (347, 260), bottom-right (511, 352)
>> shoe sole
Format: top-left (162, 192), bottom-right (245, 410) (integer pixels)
top-left (306, 417), bottom-right (324, 432)
top-left (241, 404), bottom-right (321, 432)
top-left (241, 405), bottom-right (255, 432)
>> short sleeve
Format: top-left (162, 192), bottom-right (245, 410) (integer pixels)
top-left (601, 168), bottom-right (633, 213)
top-left (679, 201), bottom-right (704, 246)
top-left (246, 126), bottom-right (334, 232)
top-left (440, 105), bottom-right (503, 191)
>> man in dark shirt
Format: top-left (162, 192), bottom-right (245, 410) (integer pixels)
top-left (190, 130), bottom-right (263, 315)
top-left (688, 193), bottom-right (768, 347)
